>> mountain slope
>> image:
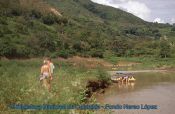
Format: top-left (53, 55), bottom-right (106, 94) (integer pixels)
top-left (0, 0), bottom-right (174, 58)
top-left (46, 0), bottom-right (146, 25)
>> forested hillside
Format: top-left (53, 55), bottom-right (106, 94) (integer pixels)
top-left (0, 0), bottom-right (175, 58)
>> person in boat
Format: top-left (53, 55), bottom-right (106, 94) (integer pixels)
top-left (128, 76), bottom-right (136, 82)
top-left (116, 77), bottom-right (122, 82)
top-left (122, 76), bottom-right (129, 83)
top-left (40, 60), bottom-right (51, 91)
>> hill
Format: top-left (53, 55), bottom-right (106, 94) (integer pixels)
top-left (0, 0), bottom-right (175, 58)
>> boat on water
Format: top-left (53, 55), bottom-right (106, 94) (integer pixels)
top-left (111, 72), bottom-right (136, 83)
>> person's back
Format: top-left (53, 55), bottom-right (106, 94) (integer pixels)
top-left (41, 64), bottom-right (50, 75)
top-left (40, 60), bottom-right (51, 91)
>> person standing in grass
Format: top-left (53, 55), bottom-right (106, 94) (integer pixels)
top-left (47, 58), bottom-right (55, 81)
top-left (40, 60), bottom-right (51, 91)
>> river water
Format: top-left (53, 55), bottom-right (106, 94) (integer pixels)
top-left (96, 72), bottom-right (175, 114)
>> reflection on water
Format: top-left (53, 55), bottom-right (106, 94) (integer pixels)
top-left (117, 82), bottom-right (135, 90)
top-left (96, 72), bottom-right (175, 114)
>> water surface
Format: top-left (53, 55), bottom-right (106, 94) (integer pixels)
top-left (96, 72), bottom-right (175, 114)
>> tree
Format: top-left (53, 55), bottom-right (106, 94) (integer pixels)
top-left (159, 40), bottom-right (171, 58)
top-left (111, 38), bottom-right (131, 57)
top-left (37, 32), bottom-right (58, 52)
top-left (0, 38), bottom-right (15, 58)
top-left (89, 49), bottom-right (104, 58)
top-left (171, 26), bottom-right (175, 31)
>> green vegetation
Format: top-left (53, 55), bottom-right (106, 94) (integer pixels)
top-left (1, 57), bottom-right (174, 113)
top-left (0, 0), bottom-right (175, 59)
top-left (104, 55), bottom-right (175, 70)
top-left (1, 0), bottom-right (175, 113)
top-left (0, 59), bottom-right (109, 113)
top-left (97, 67), bottom-right (110, 82)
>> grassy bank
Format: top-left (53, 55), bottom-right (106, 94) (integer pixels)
top-left (104, 54), bottom-right (175, 70)
top-left (0, 58), bottom-right (111, 114)
top-left (1, 56), bottom-right (175, 113)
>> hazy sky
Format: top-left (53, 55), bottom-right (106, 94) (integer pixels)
top-left (91, 0), bottom-right (175, 24)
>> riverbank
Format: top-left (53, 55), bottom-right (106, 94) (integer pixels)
top-left (1, 57), bottom-right (175, 114)
top-left (0, 58), bottom-right (112, 114)
top-left (104, 56), bottom-right (175, 70)
top-left (108, 70), bottom-right (168, 76)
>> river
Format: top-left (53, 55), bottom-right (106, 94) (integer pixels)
top-left (96, 71), bottom-right (175, 114)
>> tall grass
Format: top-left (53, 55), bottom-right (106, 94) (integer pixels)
top-left (1, 57), bottom-right (173, 113)
top-left (0, 59), bottom-right (107, 114)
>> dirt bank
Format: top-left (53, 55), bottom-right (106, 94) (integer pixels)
top-left (58, 56), bottom-right (113, 69)
top-left (85, 80), bottom-right (111, 98)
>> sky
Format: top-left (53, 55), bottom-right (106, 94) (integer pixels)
top-left (91, 0), bottom-right (175, 24)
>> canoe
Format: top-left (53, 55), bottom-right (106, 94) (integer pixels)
top-left (111, 76), bottom-right (136, 82)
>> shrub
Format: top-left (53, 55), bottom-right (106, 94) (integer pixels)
top-left (0, 40), bottom-right (15, 58)
top-left (97, 68), bottom-right (110, 82)
top-left (171, 26), bottom-right (175, 31)
top-left (51, 49), bottom-right (75, 59)
top-left (0, 17), bottom-right (7, 25)
top-left (29, 10), bottom-right (42, 19)
top-left (159, 41), bottom-right (171, 58)
top-left (58, 50), bottom-right (70, 59)
top-left (10, 6), bottom-right (22, 16)
top-left (55, 17), bottom-right (68, 25)
top-left (37, 32), bottom-right (57, 52)
top-left (15, 23), bottom-right (28, 34)
top-left (15, 45), bottom-right (31, 58)
top-left (73, 41), bottom-right (91, 52)
top-left (42, 14), bottom-right (57, 25)
top-left (89, 49), bottom-right (104, 58)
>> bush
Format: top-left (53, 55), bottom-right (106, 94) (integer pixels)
top-left (73, 41), bottom-right (91, 52)
top-left (15, 45), bottom-right (31, 58)
top-left (0, 17), bottom-right (7, 25)
top-left (0, 40), bottom-right (15, 58)
top-left (51, 49), bottom-right (75, 59)
top-left (15, 23), bottom-right (28, 34)
top-left (159, 40), bottom-right (171, 58)
top-left (10, 7), bottom-right (22, 16)
top-left (58, 50), bottom-right (70, 59)
top-left (1, 26), bottom-right (12, 35)
top-left (29, 10), bottom-right (42, 19)
top-left (97, 68), bottom-right (110, 82)
top-left (42, 14), bottom-right (57, 25)
top-left (37, 32), bottom-right (57, 52)
top-left (111, 38), bottom-right (130, 57)
top-left (171, 26), bottom-right (175, 31)
top-left (60, 17), bottom-right (68, 25)
top-left (89, 49), bottom-right (104, 58)
top-left (55, 17), bottom-right (68, 25)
